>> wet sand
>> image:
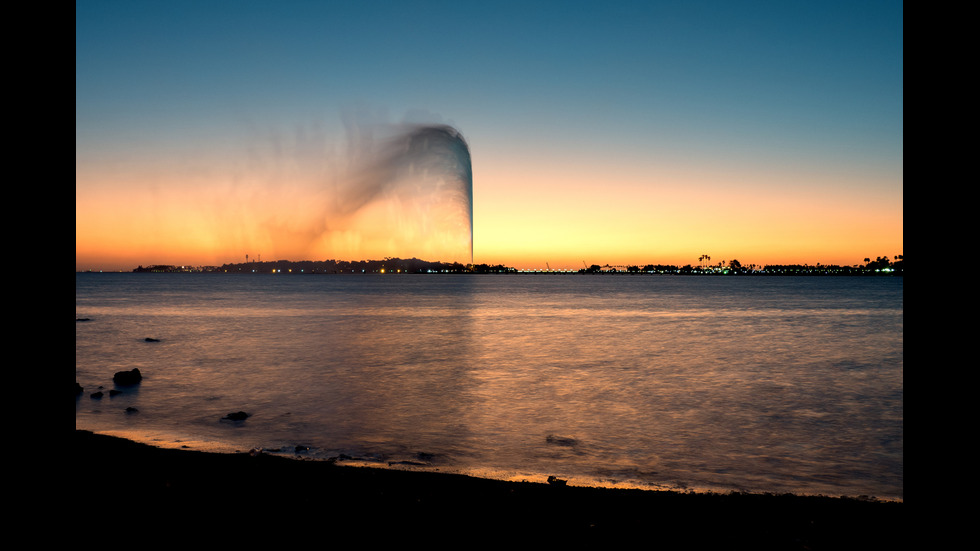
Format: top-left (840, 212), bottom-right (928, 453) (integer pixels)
top-left (73, 430), bottom-right (901, 548)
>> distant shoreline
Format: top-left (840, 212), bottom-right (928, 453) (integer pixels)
top-left (78, 255), bottom-right (904, 276)
top-left (79, 268), bottom-right (904, 276)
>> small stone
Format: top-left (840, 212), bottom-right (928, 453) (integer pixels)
top-left (223, 411), bottom-right (249, 421)
top-left (113, 368), bottom-right (142, 385)
top-left (547, 475), bottom-right (567, 487)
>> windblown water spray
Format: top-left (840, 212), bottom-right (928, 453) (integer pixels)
top-left (339, 124), bottom-right (473, 263)
top-left (394, 125), bottom-right (473, 264)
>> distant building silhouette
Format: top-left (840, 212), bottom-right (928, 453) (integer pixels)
top-left (128, 255), bottom-right (902, 276)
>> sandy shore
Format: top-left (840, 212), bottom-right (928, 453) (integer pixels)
top-left (73, 430), bottom-right (901, 547)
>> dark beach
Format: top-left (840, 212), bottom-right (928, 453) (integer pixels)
top-left (74, 430), bottom-right (901, 548)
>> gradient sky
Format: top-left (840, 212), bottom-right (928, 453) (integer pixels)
top-left (76, 1), bottom-right (903, 271)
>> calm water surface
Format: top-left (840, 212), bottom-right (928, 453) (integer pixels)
top-left (75, 273), bottom-right (903, 500)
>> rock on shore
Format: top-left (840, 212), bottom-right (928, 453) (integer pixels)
top-left (112, 368), bottom-right (142, 385)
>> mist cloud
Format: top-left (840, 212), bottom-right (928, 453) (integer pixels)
top-left (221, 114), bottom-right (473, 263)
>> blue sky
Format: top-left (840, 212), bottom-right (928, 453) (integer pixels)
top-left (76, 1), bottom-right (903, 270)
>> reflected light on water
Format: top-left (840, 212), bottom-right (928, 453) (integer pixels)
top-left (77, 274), bottom-right (903, 500)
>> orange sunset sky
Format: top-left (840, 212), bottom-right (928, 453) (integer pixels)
top-left (77, 2), bottom-right (902, 272)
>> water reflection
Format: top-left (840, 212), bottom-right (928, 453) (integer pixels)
top-left (76, 274), bottom-right (903, 498)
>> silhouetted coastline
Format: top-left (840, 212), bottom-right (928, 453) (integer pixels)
top-left (122, 255), bottom-right (903, 276)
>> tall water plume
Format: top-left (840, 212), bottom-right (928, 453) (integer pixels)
top-left (206, 118), bottom-right (473, 265)
top-left (339, 124), bottom-right (473, 263)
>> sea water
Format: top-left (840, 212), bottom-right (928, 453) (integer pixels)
top-left (75, 273), bottom-right (903, 500)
